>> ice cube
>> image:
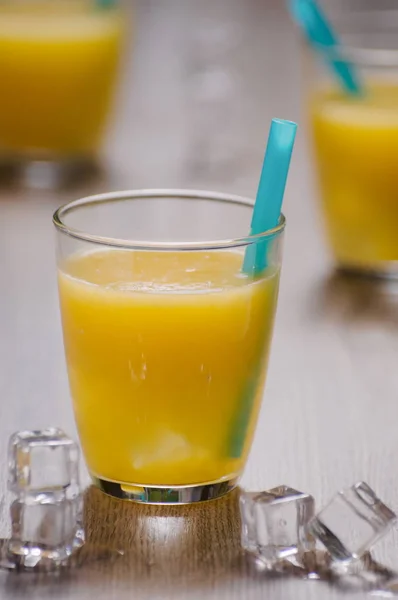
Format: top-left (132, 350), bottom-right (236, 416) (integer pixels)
top-left (309, 482), bottom-right (397, 564)
top-left (8, 429), bottom-right (79, 495)
top-left (373, 578), bottom-right (398, 597)
top-left (7, 494), bottom-right (84, 568)
top-left (132, 430), bottom-right (209, 471)
top-left (239, 485), bottom-right (315, 567)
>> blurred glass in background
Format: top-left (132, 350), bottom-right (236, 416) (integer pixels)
top-left (0, 0), bottom-right (125, 188)
top-left (305, 1), bottom-right (398, 278)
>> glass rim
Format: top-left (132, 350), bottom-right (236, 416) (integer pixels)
top-left (53, 189), bottom-right (286, 251)
top-left (307, 10), bottom-right (398, 67)
top-left (314, 43), bottom-right (398, 68)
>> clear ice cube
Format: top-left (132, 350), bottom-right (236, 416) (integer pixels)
top-left (309, 482), bottom-right (397, 564)
top-left (239, 485), bottom-right (316, 567)
top-left (8, 494), bottom-right (84, 568)
top-left (8, 428), bottom-right (79, 495)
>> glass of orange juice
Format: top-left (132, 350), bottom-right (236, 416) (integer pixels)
top-left (0, 0), bottom-right (124, 187)
top-left (306, 9), bottom-right (398, 277)
top-left (53, 190), bottom-right (284, 504)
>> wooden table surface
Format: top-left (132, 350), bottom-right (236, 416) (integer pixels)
top-left (2, 1), bottom-right (398, 598)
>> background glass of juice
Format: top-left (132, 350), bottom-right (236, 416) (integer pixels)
top-left (53, 190), bottom-right (284, 504)
top-left (0, 0), bottom-right (124, 187)
top-left (306, 7), bottom-right (398, 277)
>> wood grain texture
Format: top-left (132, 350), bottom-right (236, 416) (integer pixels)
top-left (1, 0), bottom-right (398, 598)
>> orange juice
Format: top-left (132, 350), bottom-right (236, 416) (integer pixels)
top-left (58, 250), bottom-right (279, 487)
top-left (311, 85), bottom-right (398, 270)
top-left (0, 2), bottom-right (123, 158)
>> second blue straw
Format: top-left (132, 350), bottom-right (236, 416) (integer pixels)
top-left (289, 0), bottom-right (362, 96)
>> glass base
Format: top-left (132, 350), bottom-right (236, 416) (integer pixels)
top-left (337, 260), bottom-right (398, 281)
top-left (0, 155), bottom-right (101, 190)
top-left (92, 475), bottom-right (239, 505)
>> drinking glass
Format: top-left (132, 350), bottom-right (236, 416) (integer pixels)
top-left (54, 190), bottom-right (284, 504)
top-left (0, 0), bottom-right (124, 188)
top-left (306, 6), bottom-right (398, 277)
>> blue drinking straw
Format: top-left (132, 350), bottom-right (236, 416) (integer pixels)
top-left (228, 119), bottom-right (297, 459)
top-left (243, 118), bottom-right (297, 275)
top-left (288, 0), bottom-right (362, 96)
top-left (96, 0), bottom-right (115, 8)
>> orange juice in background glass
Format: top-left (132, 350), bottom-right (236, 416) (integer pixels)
top-left (306, 11), bottom-right (398, 277)
top-left (54, 191), bottom-right (284, 504)
top-left (0, 0), bottom-right (124, 186)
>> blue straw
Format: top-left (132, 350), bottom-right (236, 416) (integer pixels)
top-left (227, 119), bottom-right (297, 459)
top-left (289, 0), bottom-right (362, 95)
top-left (243, 118), bottom-right (297, 276)
top-left (96, 0), bottom-right (116, 8)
